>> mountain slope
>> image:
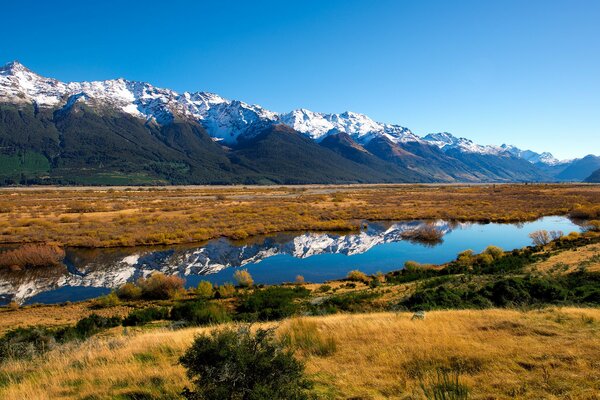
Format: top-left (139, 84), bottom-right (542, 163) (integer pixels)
top-left (230, 124), bottom-right (405, 184)
top-left (585, 168), bottom-right (600, 183)
top-left (556, 155), bottom-right (600, 182)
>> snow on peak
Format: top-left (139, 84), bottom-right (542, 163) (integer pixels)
top-left (423, 132), bottom-right (503, 155)
top-left (500, 144), bottom-right (564, 165)
top-left (279, 109), bottom-right (420, 144)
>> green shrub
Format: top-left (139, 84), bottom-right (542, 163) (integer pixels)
top-left (483, 245), bottom-right (504, 260)
top-left (170, 301), bottom-right (230, 326)
top-left (180, 326), bottom-right (313, 400)
top-left (215, 283), bottom-right (236, 298)
top-left (93, 292), bottom-right (121, 308)
top-left (123, 307), bottom-right (169, 327)
top-left (0, 314), bottom-right (121, 361)
top-left (196, 281), bottom-right (214, 299)
top-left (314, 291), bottom-right (380, 314)
top-left (316, 284), bottom-right (331, 293)
top-left (237, 286), bottom-right (310, 321)
top-left (0, 326), bottom-right (58, 361)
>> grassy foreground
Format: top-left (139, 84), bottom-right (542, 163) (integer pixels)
top-left (0, 309), bottom-right (598, 399)
top-left (0, 184), bottom-right (598, 247)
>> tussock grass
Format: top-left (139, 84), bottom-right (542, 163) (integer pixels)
top-left (1, 308), bottom-right (598, 399)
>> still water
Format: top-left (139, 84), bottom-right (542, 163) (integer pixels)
top-left (0, 216), bottom-right (582, 305)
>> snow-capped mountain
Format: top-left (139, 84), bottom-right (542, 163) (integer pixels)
top-left (279, 109), bottom-right (421, 144)
top-left (499, 144), bottom-right (565, 166)
top-left (0, 61), bottom-right (279, 144)
top-left (423, 132), bottom-right (504, 155)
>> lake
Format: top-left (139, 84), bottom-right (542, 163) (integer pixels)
top-left (0, 216), bottom-right (582, 305)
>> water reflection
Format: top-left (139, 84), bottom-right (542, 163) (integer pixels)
top-left (0, 217), bottom-right (582, 304)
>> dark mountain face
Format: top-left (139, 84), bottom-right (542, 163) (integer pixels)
top-left (556, 155), bottom-right (600, 182)
top-left (229, 124), bottom-right (409, 184)
top-left (318, 132), bottom-right (425, 182)
top-left (0, 103), bottom-right (241, 184)
top-left (0, 102), bottom-right (574, 185)
top-left (443, 149), bottom-right (551, 182)
top-left (585, 168), bottom-right (600, 183)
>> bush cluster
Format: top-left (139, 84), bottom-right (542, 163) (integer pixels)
top-left (0, 314), bottom-right (121, 362)
top-left (236, 286), bottom-right (310, 321)
top-left (402, 271), bottom-right (600, 311)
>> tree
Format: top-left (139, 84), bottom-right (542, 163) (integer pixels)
top-left (180, 326), bottom-right (313, 400)
top-left (529, 230), bottom-right (551, 246)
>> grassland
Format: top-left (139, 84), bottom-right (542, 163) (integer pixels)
top-left (0, 184), bottom-right (598, 247)
top-left (0, 309), bottom-right (598, 399)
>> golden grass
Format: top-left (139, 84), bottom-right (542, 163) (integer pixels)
top-left (531, 243), bottom-right (600, 274)
top-left (0, 184), bottom-right (597, 247)
top-left (1, 308), bottom-right (598, 399)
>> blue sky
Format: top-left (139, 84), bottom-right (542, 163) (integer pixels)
top-left (2, 0), bottom-right (598, 159)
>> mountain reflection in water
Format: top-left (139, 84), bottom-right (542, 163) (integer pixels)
top-left (0, 217), bottom-right (581, 305)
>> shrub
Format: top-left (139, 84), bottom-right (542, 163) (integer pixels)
top-left (529, 230), bottom-right (551, 246)
top-left (476, 253), bottom-right (494, 265)
top-left (315, 291), bottom-right (380, 314)
top-left (0, 243), bottom-right (65, 269)
top-left (215, 283), bottom-right (236, 298)
top-left (237, 286), bottom-right (310, 321)
top-left (347, 270), bottom-right (369, 283)
top-left (116, 283), bottom-right (142, 300)
top-left (196, 281), bottom-right (214, 299)
top-left (316, 284), bottom-right (331, 293)
top-left (483, 245), bottom-right (504, 260)
top-left (137, 273), bottom-right (185, 300)
top-left (68, 314), bottom-right (122, 340)
top-left (93, 292), bottom-right (121, 308)
top-left (123, 307), bottom-right (169, 326)
top-left (401, 224), bottom-right (444, 245)
top-left (386, 262), bottom-right (441, 284)
top-left (281, 318), bottom-right (337, 356)
top-left (233, 269), bottom-right (254, 287)
top-left (180, 326), bottom-right (313, 400)
top-left (0, 326), bottom-right (58, 361)
top-left (456, 250), bottom-right (475, 267)
top-left (170, 301), bottom-right (230, 326)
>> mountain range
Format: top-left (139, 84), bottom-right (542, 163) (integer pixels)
top-left (0, 61), bottom-right (598, 185)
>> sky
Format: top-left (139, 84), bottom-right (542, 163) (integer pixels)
top-left (1, 0), bottom-right (599, 159)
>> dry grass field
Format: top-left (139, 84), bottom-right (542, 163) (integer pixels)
top-left (0, 184), bottom-right (598, 247)
top-left (0, 308), bottom-right (598, 400)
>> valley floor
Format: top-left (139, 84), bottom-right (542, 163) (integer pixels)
top-left (0, 183), bottom-right (598, 247)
